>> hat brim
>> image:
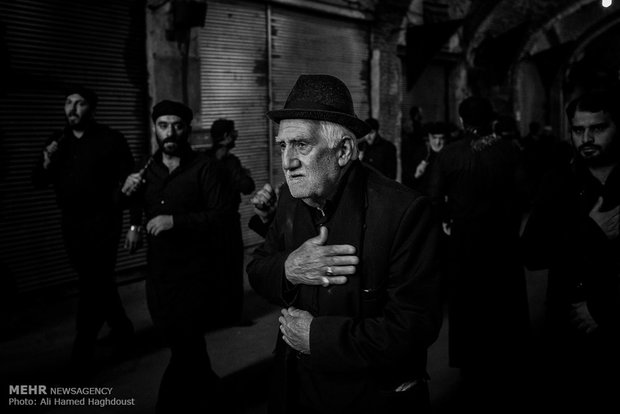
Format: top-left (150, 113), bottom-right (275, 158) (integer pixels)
top-left (267, 109), bottom-right (371, 138)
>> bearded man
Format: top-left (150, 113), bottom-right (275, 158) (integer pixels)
top-left (522, 88), bottom-right (620, 412)
top-left (33, 86), bottom-right (135, 377)
top-left (121, 100), bottom-right (233, 413)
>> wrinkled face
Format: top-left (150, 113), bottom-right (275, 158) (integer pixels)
top-left (64, 93), bottom-right (92, 129)
top-left (570, 110), bottom-right (618, 166)
top-left (429, 133), bottom-right (446, 153)
top-left (154, 115), bottom-right (190, 156)
top-left (276, 119), bottom-right (342, 207)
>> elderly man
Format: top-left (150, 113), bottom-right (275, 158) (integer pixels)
top-left (32, 86), bottom-right (135, 377)
top-left (521, 88), bottom-right (620, 412)
top-left (247, 74), bottom-right (442, 414)
top-left (122, 100), bottom-right (233, 413)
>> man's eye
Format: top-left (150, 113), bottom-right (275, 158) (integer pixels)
top-left (572, 127), bottom-right (584, 134)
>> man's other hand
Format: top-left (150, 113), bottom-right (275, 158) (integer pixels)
top-left (146, 215), bottom-right (174, 236)
top-left (279, 307), bottom-right (313, 354)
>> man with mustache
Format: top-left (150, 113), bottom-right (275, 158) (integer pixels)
top-left (247, 74), bottom-right (442, 414)
top-left (121, 100), bottom-right (233, 412)
top-left (521, 87), bottom-right (620, 412)
top-left (32, 86), bottom-right (135, 379)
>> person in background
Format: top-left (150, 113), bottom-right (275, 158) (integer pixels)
top-left (247, 74), bottom-right (442, 414)
top-left (429, 96), bottom-right (530, 412)
top-left (32, 85), bottom-right (135, 379)
top-left (208, 118), bottom-right (255, 326)
top-left (402, 106), bottom-right (426, 189)
top-left (248, 182), bottom-right (280, 238)
top-left (121, 100), bottom-right (233, 413)
top-left (410, 121), bottom-right (450, 195)
top-left (521, 88), bottom-right (620, 413)
top-left (359, 117), bottom-right (397, 179)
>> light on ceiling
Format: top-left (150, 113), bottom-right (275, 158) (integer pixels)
top-left (602, 0), bottom-right (613, 8)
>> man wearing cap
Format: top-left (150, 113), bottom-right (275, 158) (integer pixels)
top-left (428, 96), bottom-right (530, 410)
top-left (207, 118), bottom-right (255, 326)
top-left (247, 74), bottom-right (441, 413)
top-left (121, 100), bottom-right (233, 412)
top-left (33, 86), bottom-right (135, 376)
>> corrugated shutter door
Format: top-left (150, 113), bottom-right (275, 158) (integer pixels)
top-left (270, 6), bottom-right (371, 185)
top-left (0, 0), bottom-right (148, 292)
top-left (199, 0), bottom-right (269, 248)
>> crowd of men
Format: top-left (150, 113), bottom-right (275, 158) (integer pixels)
top-left (33, 77), bottom-right (619, 413)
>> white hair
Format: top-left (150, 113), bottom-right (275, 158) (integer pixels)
top-left (309, 119), bottom-right (359, 160)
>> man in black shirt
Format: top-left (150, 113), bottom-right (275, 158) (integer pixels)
top-left (33, 86), bottom-right (135, 376)
top-left (207, 118), bottom-right (255, 326)
top-left (122, 100), bottom-right (233, 413)
top-left (521, 88), bottom-right (620, 412)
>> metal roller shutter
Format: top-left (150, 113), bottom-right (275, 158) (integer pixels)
top-left (0, 0), bottom-right (149, 293)
top-left (270, 5), bottom-right (371, 185)
top-left (199, 1), bottom-right (369, 247)
top-left (199, 0), bottom-right (269, 248)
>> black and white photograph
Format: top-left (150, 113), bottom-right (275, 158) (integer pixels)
top-left (2, 1), bottom-right (620, 413)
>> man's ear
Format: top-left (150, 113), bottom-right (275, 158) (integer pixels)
top-left (337, 135), bottom-right (354, 167)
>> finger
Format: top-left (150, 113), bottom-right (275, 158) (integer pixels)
top-left (590, 196), bottom-right (604, 213)
top-left (326, 255), bottom-right (360, 266)
top-left (310, 226), bottom-right (328, 246)
top-left (282, 335), bottom-right (294, 349)
top-left (264, 183), bottom-right (273, 193)
top-left (322, 244), bottom-right (357, 256)
top-left (327, 265), bottom-right (357, 276)
top-left (325, 276), bottom-right (348, 285)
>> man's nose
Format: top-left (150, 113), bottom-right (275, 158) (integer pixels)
top-left (164, 126), bottom-right (175, 138)
top-left (584, 129), bottom-right (595, 143)
top-left (281, 147), bottom-right (300, 170)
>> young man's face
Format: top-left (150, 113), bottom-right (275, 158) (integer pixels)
top-left (64, 93), bottom-right (92, 129)
top-left (570, 110), bottom-right (618, 166)
top-left (154, 115), bottom-right (190, 156)
top-left (276, 119), bottom-right (343, 207)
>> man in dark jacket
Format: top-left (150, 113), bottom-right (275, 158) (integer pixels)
top-left (247, 74), bottom-right (442, 414)
top-left (32, 86), bottom-right (135, 376)
top-left (359, 117), bottom-right (397, 179)
top-left (122, 100), bottom-right (233, 413)
top-left (208, 118), bottom-right (255, 326)
top-left (429, 97), bottom-right (530, 411)
top-left (521, 88), bottom-right (620, 412)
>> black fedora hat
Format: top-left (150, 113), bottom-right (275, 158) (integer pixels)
top-left (267, 74), bottom-right (370, 138)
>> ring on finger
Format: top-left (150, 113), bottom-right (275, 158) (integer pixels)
top-left (326, 266), bottom-right (334, 276)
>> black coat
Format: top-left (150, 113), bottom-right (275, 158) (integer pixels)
top-left (129, 148), bottom-right (234, 335)
top-left (522, 160), bottom-right (620, 334)
top-left (247, 161), bottom-right (442, 413)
